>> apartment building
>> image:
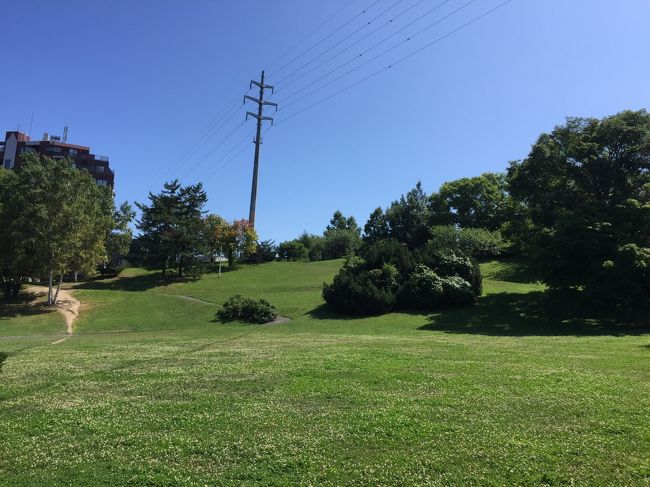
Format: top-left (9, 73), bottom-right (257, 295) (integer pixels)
top-left (0, 130), bottom-right (115, 188)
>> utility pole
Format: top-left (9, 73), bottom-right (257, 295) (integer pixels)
top-left (244, 71), bottom-right (277, 228)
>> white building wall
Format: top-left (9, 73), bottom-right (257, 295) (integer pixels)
top-left (3, 134), bottom-right (17, 169)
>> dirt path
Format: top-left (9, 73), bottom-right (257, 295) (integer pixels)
top-left (25, 285), bottom-right (80, 339)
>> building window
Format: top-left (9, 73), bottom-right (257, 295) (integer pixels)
top-left (96, 179), bottom-right (107, 186)
top-left (95, 165), bottom-right (105, 173)
top-left (69, 148), bottom-right (78, 157)
top-left (48, 146), bottom-right (62, 153)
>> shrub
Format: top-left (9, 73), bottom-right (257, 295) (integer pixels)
top-left (0, 352), bottom-right (7, 372)
top-left (324, 241), bottom-right (483, 316)
top-left (399, 265), bottom-right (445, 309)
top-left (441, 275), bottom-right (476, 305)
top-left (219, 295), bottom-right (278, 323)
top-left (360, 238), bottom-right (415, 275)
top-left (323, 264), bottom-right (398, 315)
top-left (430, 252), bottom-right (483, 297)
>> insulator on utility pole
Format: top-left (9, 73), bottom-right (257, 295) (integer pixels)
top-left (244, 70), bottom-right (277, 228)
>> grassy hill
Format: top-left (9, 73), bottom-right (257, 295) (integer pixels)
top-left (0, 260), bottom-right (648, 486)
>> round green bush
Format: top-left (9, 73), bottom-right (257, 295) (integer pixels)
top-left (220, 295), bottom-right (278, 324)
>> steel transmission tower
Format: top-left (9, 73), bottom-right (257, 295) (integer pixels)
top-left (244, 71), bottom-right (277, 228)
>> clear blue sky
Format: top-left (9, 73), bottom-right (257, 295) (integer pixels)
top-left (2, 0), bottom-right (649, 242)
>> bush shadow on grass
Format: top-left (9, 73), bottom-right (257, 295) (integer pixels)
top-left (308, 291), bottom-right (650, 337)
top-left (419, 291), bottom-right (650, 337)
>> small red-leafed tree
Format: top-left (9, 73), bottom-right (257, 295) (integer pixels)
top-left (214, 218), bottom-right (258, 269)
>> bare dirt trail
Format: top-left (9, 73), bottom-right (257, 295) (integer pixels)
top-left (25, 285), bottom-right (80, 342)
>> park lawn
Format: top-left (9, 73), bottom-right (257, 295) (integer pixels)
top-left (0, 260), bottom-right (648, 486)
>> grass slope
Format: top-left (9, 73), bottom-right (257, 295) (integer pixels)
top-left (0, 260), bottom-right (648, 486)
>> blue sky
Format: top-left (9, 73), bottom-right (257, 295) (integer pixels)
top-left (2, 0), bottom-right (649, 242)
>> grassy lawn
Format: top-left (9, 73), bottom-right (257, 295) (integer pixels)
top-left (0, 260), bottom-right (648, 486)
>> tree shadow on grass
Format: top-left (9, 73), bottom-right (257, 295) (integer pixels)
top-left (75, 272), bottom-right (196, 292)
top-left (0, 292), bottom-right (56, 320)
top-left (420, 291), bottom-right (650, 337)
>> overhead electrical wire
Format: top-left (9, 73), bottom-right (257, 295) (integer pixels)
top-left (273, 0), bottom-right (409, 87)
top-left (277, 0), bottom-right (474, 108)
top-left (264, 0), bottom-right (361, 73)
top-left (177, 120), bottom-right (249, 182)
top-left (275, 0), bottom-right (514, 126)
top-left (274, 0), bottom-right (431, 91)
top-left (192, 129), bottom-right (257, 183)
top-left (268, 0), bottom-right (384, 78)
top-left (161, 89), bottom-right (249, 181)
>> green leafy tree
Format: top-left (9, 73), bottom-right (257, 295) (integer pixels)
top-left (277, 240), bottom-right (308, 261)
top-left (106, 201), bottom-right (135, 262)
top-left (0, 154), bottom-right (113, 302)
top-left (322, 211), bottom-right (362, 259)
top-left (507, 110), bottom-right (650, 306)
top-left (429, 173), bottom-right (509, 230)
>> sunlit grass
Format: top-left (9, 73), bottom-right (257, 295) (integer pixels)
top-left (0, 260), bottom-right (648, 485)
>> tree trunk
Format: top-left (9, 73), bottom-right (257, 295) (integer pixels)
top-left (178, 255), bottom-right (183, 278)
top-left (53, 273), bottom-right (64, 304)
top-left (74, 270), bottom-right (78, 283)
top-left (162, 257), bottom-right (167, 277)
top-left (47, 270), bottom-right (54, 306)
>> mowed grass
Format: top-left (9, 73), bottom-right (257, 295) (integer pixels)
top-left (0, 260), bottom-right (648, 486)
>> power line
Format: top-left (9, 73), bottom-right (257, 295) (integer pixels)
top-left (197, 125), bottom-right (274, 184)
top-left (276, 0), bottom-right (514, 126)
top-left (192, 129), bottom-right (256, 183)
top-left (177, 120), bottom-right (249, 182)
top-left (161, 90), bottom-right (248, 181)
top-left (268, 0), bottom-right (384, 78)
top-left (275, 0), bottom-right (431, 92)
top-left (279, 0), bottom-right (481, 111)
top-left (273, 0), bottom-right (409, 87)
top-left (265, 0), bottom-right (361, 73)
top-left (277, 0), bottom-right (470, 108)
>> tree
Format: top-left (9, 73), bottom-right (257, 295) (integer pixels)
top-left (277, 240), bottom-right (308, 261)
top-left (429, 173), bottom-right (509, 230)
top-left (322, 211), bottom-right (362, 259)
top-left (251, 239), bottom-right (277, 263)
top-left (136, 180), bottom-right (207, 277)
top-left (105, 201), bottom-right (135, 265)
top-left (0, 168), bottom-right (30, 299)
top-left (507, 110), bottom-right (650, 306)
top-left (214, 218), bottom-right (258, 268)
top-left (384, 182), bottom-right (431, 249)
top-left (0, 153), bottom-right (113, 302)
top-left (327, 211), bottom-right (360, 234)
top-left (363, 207), bottom-right (389, 244)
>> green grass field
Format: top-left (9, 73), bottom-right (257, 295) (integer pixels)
top-left (0, 260), bottom-right (648, 486)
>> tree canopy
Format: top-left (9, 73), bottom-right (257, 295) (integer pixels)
top-left (507, 109), bottom-right (650, 306)
top-left (136, 180), bottom-right (208, 277)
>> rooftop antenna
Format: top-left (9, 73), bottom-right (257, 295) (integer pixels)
top-left (28, 113), bottom-right (34, 136)
top-left (63, 126), bottom-right (68, 142)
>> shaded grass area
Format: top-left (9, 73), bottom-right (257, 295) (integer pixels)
top-left (0, 260), bottom-right (649, 486)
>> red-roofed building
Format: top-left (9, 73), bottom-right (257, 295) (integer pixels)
top-left (0, 130), bottom-right (115, 188)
